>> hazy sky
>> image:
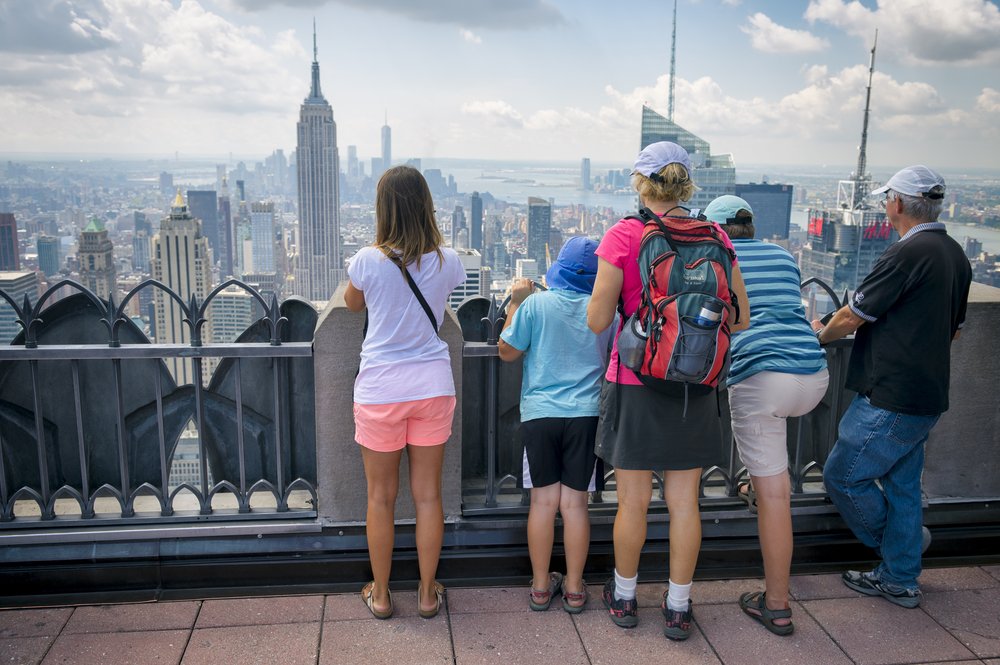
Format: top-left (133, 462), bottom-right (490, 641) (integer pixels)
top-left (1, 0), bottom-right (999, 170)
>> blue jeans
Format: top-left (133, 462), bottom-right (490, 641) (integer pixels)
top-left (823, 395), bottom-right (940, 589)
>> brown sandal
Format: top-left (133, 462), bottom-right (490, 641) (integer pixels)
top-left (361, 580), bottom-right (393, 620)
top-left (418, 581), bottom-right (445, 619)
top-left (561, 579), bottom-right (587, 614)
top-left (529, 572), bottom-right (563, 611)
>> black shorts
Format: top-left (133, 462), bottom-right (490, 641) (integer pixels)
top-left (520, 417), bottom-right (600, 492)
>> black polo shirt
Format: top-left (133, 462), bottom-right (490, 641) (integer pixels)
top-left (845, 226), bottom-right (972, 416)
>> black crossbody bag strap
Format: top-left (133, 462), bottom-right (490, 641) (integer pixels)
top-left (383, 251), bottom-right (438, 334)
top-left (400, 265), bottom-right (439, 333)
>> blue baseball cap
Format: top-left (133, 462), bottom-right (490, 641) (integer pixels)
top-left (545, 236), bottom-right (599, 294)
top-left (704, 195), bottom-right (753, 225)
top-left (632, 141), bottom-right (692, 178)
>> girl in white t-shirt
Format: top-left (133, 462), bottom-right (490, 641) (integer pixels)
top-left (345, 166), bottom-right (465, 621)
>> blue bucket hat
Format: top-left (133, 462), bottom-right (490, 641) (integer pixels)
top-left (545, 236), bottom-right (599, 294)
top-left (704, 195), bottom-right (753, 225)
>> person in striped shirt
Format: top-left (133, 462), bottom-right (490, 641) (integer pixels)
top-left (705, 195), bottom-right (829, 637)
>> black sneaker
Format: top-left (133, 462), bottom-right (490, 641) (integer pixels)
top-left (661, 594), bottom-right (693, 641)
top-left (842, 569), bottom-right (922, 608)
top-left (601, 578), bottom-right (638, 628)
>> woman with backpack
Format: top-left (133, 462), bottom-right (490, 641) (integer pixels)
top-left (344, 165), bottom-right (466, 620)
top-left (704, 195), bottom-right (828, 636)
top-left (587, 141), bottom-right (750, 640)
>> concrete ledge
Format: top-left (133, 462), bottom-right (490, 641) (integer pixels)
top-left (925, 282), bottom-right (1000, 498)
top-left (314, 282), bottom-right (464, 522)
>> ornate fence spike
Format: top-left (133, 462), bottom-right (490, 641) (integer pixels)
top-left (19, 292), bottom-right (43, 349)
top-left (102, 291), bottom-right (125, 347)
top-left (266, 292), bottom-right (287, 346)
top-left (482, 294), bottom-right (504, 345)
top-left (183, 292), bottom-right (208, 347)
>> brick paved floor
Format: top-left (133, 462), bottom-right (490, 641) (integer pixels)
top-left (2, 565), bottom-right (999, 664)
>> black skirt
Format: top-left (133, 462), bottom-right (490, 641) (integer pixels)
top-left (595, 380), bottom-right (723, 471)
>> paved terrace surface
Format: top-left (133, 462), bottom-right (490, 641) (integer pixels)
top-left (4, 565), bottom-right (1000, 665)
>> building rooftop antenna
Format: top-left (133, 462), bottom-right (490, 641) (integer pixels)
top-left (668, 0), bottom-right (678, 122)
top-left (853, 30), bottom-right (878, 209)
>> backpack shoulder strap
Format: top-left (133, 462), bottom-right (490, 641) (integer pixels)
top-left (636, 207), bottom-right (680, 254)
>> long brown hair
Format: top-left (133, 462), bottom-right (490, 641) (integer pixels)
top-left (375, 166), bottom-right (444, 268)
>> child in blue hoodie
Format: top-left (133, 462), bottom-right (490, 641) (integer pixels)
top-left (498, 236), bottom-right (612, 613)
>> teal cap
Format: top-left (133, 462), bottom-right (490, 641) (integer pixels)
top-left (704, 195), bottom-right (753, 225)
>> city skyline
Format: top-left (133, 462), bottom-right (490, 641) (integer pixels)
top-left (0, 0), bottom-right (998, 169)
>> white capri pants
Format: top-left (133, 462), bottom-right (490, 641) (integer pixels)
top-left (728, 369), bottom-right (830, 477)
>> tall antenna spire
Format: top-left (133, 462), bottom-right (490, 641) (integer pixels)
top-left (308, 18), bottom-right (324, 101)
top-left (853, 30), bottom-right (878, 208)
top-left (668, 0), bottom-right (677, 122)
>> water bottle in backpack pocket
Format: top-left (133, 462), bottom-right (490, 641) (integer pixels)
top-left (670, 296), bottom-right (725, 381)
top-left (617, 312), bottom-right (648, 372)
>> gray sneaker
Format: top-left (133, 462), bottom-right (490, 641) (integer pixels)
top-left (842, 570), bottom-right (922, 608)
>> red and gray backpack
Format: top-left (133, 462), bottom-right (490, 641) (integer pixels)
top-left (616, 207), bottom-right (738, 398)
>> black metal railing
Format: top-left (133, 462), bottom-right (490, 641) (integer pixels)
top-left (0, 279), bottom-right (318, 528)
top-left (458, 277), bottom-right (852, 514)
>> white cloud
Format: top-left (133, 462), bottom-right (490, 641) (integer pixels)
top-left (451, 58), bottom-right (993, 166)
top-left (805, 0), bottom-right (1000, 66)
top-left (0, 0), bottom-right (307, 153)
top-left (224, 0), bottom-right (567, 29)
top-left (977, 88), bottom-right (1000, 113)
top-left (0, 0), bottom-right (119, 54)
top-left (741, 13), bottom-right (829, 53)
top-left (459, 28), bottom-right (482, 44)
top-left (722, 0), bottom-right (743, 6)
top-left (461, 100), bottom-right (525, 128)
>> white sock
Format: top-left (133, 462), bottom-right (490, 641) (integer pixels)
top-left (614, 569), bottom-right (637, 601)
top-left (667, 579), bottom-right (692, 612)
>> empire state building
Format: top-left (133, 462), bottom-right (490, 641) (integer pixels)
top-left (294, 25), bottom-right (341, 301)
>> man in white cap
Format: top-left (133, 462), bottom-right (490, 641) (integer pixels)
top-left (812, 165), bottom-right (972, 608)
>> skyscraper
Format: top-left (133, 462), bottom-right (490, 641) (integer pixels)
top-left (381, 114), bottom-right (391, 173)
top-left (347, 145), bottom-right (359, 179)
top-left (294, 23), bottom-right (341, 301)
top-left (0, 213), bottom-right (19, 271)
top-left (640, 105), bottom-right (735, 211)
top-left (187, 190), bottom-right (219, 264)
top-left (151, 192), bottom-right (214, 385)
top-left (132, 212), bottom-right (151, 274)
top-left (735, 183), bottom-right (793, 240)
top-left (527, 197), bottom-right (552, 272)
top-left (581, 158), bottom-right (592, 191)
top-left (37, 236), bottom-right (60, 276)
top-left (448, 249), bottom-right (487, 310)
top-left (799, 36), bottom-right (890, 295)
top-left (470, 191), bottom-right (483, 252)
top-left (159, 172), bottom-right (173, 198)
top-left (217, 178), bottom-right (234, 278)
top-left (78, 217), bottom-right (116, 299)
top-left (0, 272), bottom-right (38, 343)
top-left (250, 201), bottom-right (276, 273)
top-left (210, 285), bottom-right (256, 344)
top-left (451, 206), bottom-right (466, 249)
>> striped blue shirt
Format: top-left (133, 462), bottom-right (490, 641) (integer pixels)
top-left (728, 239), bottom-right (827, 386)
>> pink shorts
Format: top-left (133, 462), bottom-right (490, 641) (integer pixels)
top-left (353, 395), bottom-right (456, 452)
